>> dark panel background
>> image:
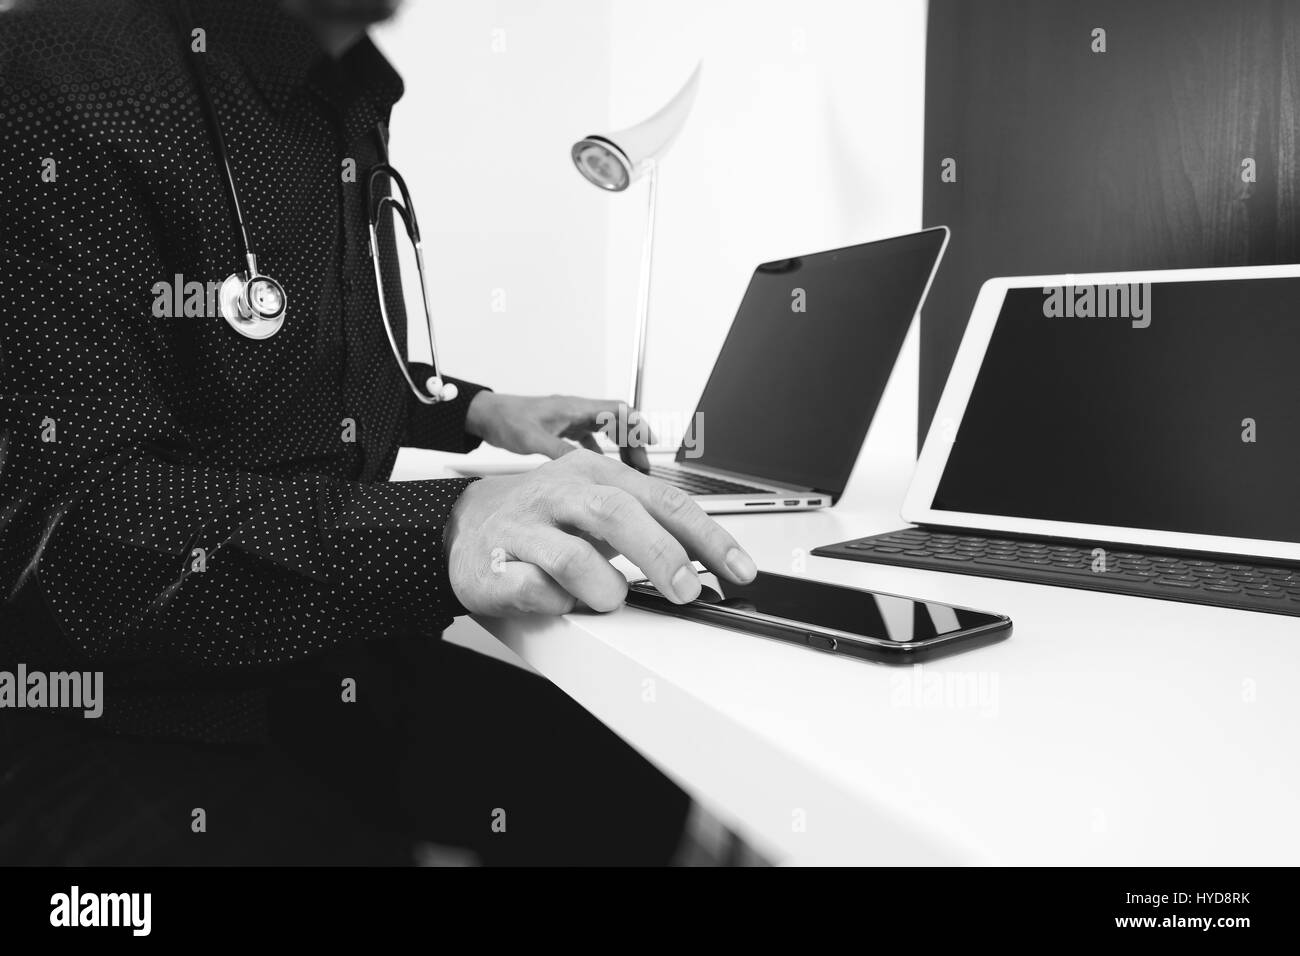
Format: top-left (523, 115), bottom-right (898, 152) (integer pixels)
top-left (921, 0), bottom-right (1300, 446)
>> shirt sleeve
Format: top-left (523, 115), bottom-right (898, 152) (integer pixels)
top-left (401, 362), bottom-right (492, 454)
top-left (0, 249), bottom-right (478, 676)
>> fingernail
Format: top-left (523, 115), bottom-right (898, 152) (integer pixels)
top-left (725, 548), bottom-right (757, 582)
top-left (671, 564), bottom-right (701, 603)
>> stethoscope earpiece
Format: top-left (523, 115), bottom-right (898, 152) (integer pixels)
top-left (425, 376), bottom-right (459, 404)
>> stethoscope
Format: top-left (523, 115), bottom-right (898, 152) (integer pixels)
top-left (175, 0), bottom-right (457, 403)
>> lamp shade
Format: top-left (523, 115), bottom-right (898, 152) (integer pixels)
top-left (571, 63), bottom-right (702, 191)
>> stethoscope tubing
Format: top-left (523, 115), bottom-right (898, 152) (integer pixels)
top-left (175, 0), bottom-right (258, 269)
top-left (171, 2), bottom-right (454, 402)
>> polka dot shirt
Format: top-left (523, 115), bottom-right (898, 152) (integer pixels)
top-left (0, 0), bottom-right (490, 741)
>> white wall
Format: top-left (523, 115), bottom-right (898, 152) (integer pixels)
top-left (372, 0), bottom-right (615, 398)
top-left (604, 0), bottom-right (929, 467)
top-left (375, 0), bottom-right (929, 468)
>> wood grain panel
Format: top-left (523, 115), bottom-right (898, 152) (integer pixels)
top-left (921, 0), bottom-right (1300, 445)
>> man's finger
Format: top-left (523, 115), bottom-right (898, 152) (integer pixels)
top-left (548, 482), bottom-right (700, 604)
top-left (506, 527), bottom-right (628, 613)
top-left (568, 452), bottom-right (757, 585)
top-left (624, 404), bottom-right (657, 447)
top-left (578, 399), bottom-right (658, 447)
top-left (488, 560), bottom-right (577, 615)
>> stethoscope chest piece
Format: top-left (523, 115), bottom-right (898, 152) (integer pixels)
top-left (219, 270), bottom-right (286, 340)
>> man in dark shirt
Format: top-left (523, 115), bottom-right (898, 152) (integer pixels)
top-left (0, 0), bottom-right (757, 864)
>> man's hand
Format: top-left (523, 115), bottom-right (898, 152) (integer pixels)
top-left (444, 449), bottom-right (758, 616)
top-left (465, 392), bottom-right (654, 472)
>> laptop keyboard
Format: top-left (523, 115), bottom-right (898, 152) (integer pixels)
top-left (813, 529), bottom-right (1300, 617)
top-left (649, 465), bottom-right (771, 496)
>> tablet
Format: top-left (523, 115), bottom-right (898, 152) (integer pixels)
top-left (903, 264), bottom-right (1300, 563)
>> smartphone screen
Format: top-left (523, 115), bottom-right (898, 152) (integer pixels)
top-left (665, 571), bottom-right (1003, 643)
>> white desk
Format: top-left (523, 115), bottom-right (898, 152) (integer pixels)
top-left (394, 446), bottom-right (1300, 866)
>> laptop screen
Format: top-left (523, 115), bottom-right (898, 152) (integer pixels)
top-left (678, 228), bottom-right (947, 495)
top-left (932, 277), bottom-right (1300, 543)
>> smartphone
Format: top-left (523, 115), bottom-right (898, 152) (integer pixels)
top-left (625, 568), bottom-right (1011, 664)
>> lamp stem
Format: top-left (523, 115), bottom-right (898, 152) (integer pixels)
top-left (630, 160), bottom-right (658, 413)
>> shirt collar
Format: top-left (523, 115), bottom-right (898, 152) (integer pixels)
top-left (309, 35), bottom-right (406, 120)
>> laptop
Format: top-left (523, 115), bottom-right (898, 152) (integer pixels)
top-left (649, 227), bottom-right (949, 513)
top-left (815, 264), bottom-right (1300, 616)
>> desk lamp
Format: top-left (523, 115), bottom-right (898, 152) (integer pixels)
top-left (571, 64), bottom-right (702, 456)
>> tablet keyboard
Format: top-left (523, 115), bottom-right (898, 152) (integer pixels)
top-left (813, 528), bottom-right (1300, 617)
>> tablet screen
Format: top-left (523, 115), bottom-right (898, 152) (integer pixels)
top-left (931, 277), bottom-right (1300, 543)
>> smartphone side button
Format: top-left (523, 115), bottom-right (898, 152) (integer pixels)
top-left (806, 634), bottom-right (837, 652)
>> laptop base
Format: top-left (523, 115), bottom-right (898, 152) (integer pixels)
top-left (649, 464), bottom-right (827, 514)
